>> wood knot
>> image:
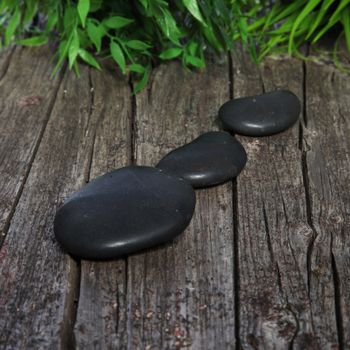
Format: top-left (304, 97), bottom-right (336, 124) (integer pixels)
top-left (18, 95), bottom-right (43, 108)
top-left (261, 307), bottom-right (298, 345)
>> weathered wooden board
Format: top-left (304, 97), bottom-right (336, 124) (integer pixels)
top-left (230, 50), bottom-right (333, 348)
top-left (304, 60), bottom-right (350, 348)
top-left (0, 66), bottom-right (98, 349)
top-left (0, 47), bottom-right (64, 245)
top-left (123, 60), bottom-right (236, 349)
top-left (0, 45), bottom-right (349, 349)
top-left (74, 68), bottom-right (132, 349)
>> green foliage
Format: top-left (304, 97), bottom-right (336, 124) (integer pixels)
top-left (0, 0), bottom-right (349, 90)
top-left (233, 0), bottom-right (350, 61)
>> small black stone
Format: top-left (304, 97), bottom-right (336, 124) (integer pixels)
top-left (219, 90), bottom-right (301, 136)
top-left (54, 166), bottom-right (196, 259)
top-left (156, 131), bottom-right (247, 188)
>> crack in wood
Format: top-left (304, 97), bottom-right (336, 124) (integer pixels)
top-left (302, 60), bottom-right (308, 128)
top-left (129, 76), bottom-right (137, 165)
top-left (331, 251), bottom-right (344, 349)
top-left (232, 179), bottom-right (240, 350)
top-left (286, 304), bottom-right (300, 350)
top-left (261, 201), bottom-right (285, 301)
top-left (228, 52), bottom-right (241, 350)
top-left (84, 68), bottom-right (97, 184)
top-left (301, 152), bottom-right (317, 298)
top-left (300, 62), bottom-right (318, 299)
top-left (228, 53), bottom-right (234, 100)
top-left (262, 201), bottom-right (274, 264)
top-left (60, 258), bottom-right (81, 350)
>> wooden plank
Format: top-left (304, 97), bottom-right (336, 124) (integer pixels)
top-left (0, 65), bottom-right (99, 348)
top-left (124, 60), bottom-right (236, 349)
top-left (0, 46), bottom-right (64, 245)
top-left (304, 60), bottom-right (350, 348)
top-left (231, 50), bottom-right (332, 348)
top-left (74, 68), bottom-right (131, 348)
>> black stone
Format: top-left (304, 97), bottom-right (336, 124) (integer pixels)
top-left (54, 166), bottom-right (196, 259)
top-left (156, 131), bottom-right (247, 188)
top-left (219, 90), bottom-right (301, 136)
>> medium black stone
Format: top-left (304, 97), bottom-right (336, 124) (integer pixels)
top-left (54, 166), bottom-right (196, 259)
top-left (219, 90), bottom-right (301, 136)
top-left (156, 131), bottom-right (247, 188)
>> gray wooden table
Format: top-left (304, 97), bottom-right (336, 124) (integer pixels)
top-left (0, 46), bottom-right (349, 349)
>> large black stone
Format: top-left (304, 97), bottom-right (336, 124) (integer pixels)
top-left (219, 90), bottom-right (301, 136)
top-left (156, 131), bottom-right (247, 188)
top-left (54, 166), bottom-right (196, 259)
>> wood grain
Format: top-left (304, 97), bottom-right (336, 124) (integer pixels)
top-left (0, 46), bottom-right (64, 245)
top-left (74, 68), bottom-right (131, 349)
top-left (304, 60), bottom-right (350, 348)
top-left (231, 50), bottom-right (327, 349)
top-left (0, 66), bottom-right (98, 349)
top-left (124, 60), bottom-right (236, 349)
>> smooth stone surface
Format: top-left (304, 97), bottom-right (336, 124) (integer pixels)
top-left (54, 166), bottom-right (196, 259)
top-left (156, 131), bottom-right (247, 188)
top-left (219, 90), bottom-right (301, 136)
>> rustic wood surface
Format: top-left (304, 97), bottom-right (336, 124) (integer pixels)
top-left (0, 47), bottom-right (349, 349)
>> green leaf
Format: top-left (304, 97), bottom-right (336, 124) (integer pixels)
top-left (23, 0), bottom-right (38, 27)
top-left (5, 6), bottom-right (20, 46)
top-left (306, 0), bottom-right (335, 39)
top-left (271, 1), bottom-right (306, 24)
top-left (17, 35), bottom-right (48, 46)
top-left (90, 0), bottom-right (102, 12)
top-left (69, 30), bottom-right (80, 69)
top-left (188, 41), bottom-right (198, 56)
top-left (126, 40), bottom-right (151, 51)
top-left (159, 47), bottom-right (182, 59)
top-left (78, 48), bottom-right (101, 69)
top-left (156, 8), bottom-right (181, 43)
top-left (138, 0), bottom-right (148, 9)
top-left (288, 0), bottom-right (322, 53)
top-left (202, 25), bottom-right (221, 51)
top-left (129, 63), bottom-right (145, 73)
top-left (78, 0), bottom-right (90, 27)
top-left (77, 27), bottom-right (90, 47)
top-left (185, 55), bottom-right (205, 68)
top-left (329, 0), bottom-right (350, 23)
top-left (183, 0), bottom-right (205, 24)
top-left (45, 10), bottom-right (58, 33)
top-left (133, 66), bottom-right (150, 94)
top-left (110, 40), bottom-right (126, 74)
top-left (86, 20), bottom-right (105, 52)
top-left (342, 8), bottom-right (350, 53)
top-left (64, 6), bottom-right (77, 31)
top-left (52, 39), bottom-right (71, 77)
top-left (103, 16), bottom-right (134, 29)
top-left (312, 11), bottom-right (342, 43)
